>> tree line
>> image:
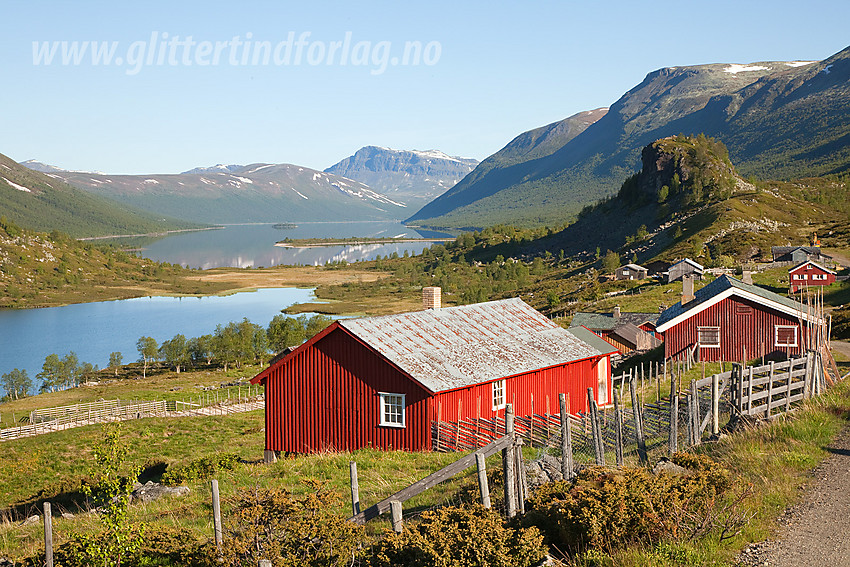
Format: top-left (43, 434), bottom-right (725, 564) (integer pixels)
top-left (0, 314), bottom-right (333, 401)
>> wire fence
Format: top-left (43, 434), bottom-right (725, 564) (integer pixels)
top-left (432, 352), bottom-right (828, 477)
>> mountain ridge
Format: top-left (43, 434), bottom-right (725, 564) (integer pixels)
top-left (408, 47), bottom-right (850, 229)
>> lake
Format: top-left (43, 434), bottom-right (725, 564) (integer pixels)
top-left (140, 222), bottom-right (451, 269)
top-left (0, 287), bottom-right (317, 383)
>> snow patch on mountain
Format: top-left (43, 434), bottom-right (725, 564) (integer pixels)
top-left (785, 61), bottom-right (815, 67)
top-left (723, 64), bottom-right (770, 74)
top-left (2, 177), bottom-right (32, 193)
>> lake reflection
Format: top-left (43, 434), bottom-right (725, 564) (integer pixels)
top-left (141, 222), bottom-right (451, 269)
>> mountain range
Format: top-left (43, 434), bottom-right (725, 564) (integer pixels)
top-left (324, 146), bottom-right (478, 207)
top-left (22, 162), bottom-right (410, 225)
top-left (408, 46), bottom-right (850, 229)
top-left (0, 153), bottom-right (198, 238)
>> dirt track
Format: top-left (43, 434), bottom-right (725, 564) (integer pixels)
top-left (737, 425), bottom-right (850, 566)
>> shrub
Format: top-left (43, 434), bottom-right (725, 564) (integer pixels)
top-left (161, 452), bottom-right (240, 485)
top-left (219, 481), bottom-right (364, 567)
top-left (524, 454), bottom-right (732, 554)
top-left (368, 504), bottom-right (546, 567)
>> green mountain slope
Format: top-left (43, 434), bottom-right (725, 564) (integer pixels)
top-left (0, 153), bottom-right (199, 238)
top-left (409, 46), bottom-right (850, 229)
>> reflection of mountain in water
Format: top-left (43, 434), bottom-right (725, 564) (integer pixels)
top-left (140, 222), bottom-right (449, 269)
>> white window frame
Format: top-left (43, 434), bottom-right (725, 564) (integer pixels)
top-left (378, 392), bottom-right (405, 428)
top-left (775, 325), bottom-right (798, 347)
top-left (697, 326), bottom-right (720, 348)
top-left (492, 379), bottom-right (506, 411)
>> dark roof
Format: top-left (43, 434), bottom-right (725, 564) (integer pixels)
top-left (571, 311), bottom-right (660, 332)
top-left (669, 258), bottom-right (704, 272)
top-left (772, 246), bottom-right (823, 255)
top-left (656, 275), bottom-right (818, 332)
top-left (335, 298), bottom-right (612, 393)
top-left (566, 326), bottom-right (619, 356)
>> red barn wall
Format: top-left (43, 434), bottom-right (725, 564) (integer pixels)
top-left (263, 327), bottom-right (432, 454)
top-left (789, 264), bottom-right (836, 292)
top-left (432, 356), bottom-right (610, 422)
top-left (663, 296), bottom-right (807, 362)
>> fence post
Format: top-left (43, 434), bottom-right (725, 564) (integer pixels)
top-left (349, 461), bottom-right (360, 516)
top-left (690, 379), bottom-right (701, 446)
top-left (390, 500), bottom-right (403, 533)
top-left (766, 361), bottom-right (775, 418)
top-left (629, 377), bottom-right (647, 465)
top-left (503, 404), bottom-right (517, 518)
top-left (711, 370), bottom-right (720, 434)
top-left (515, 439), bottom-right (527, 514)
top-left (475, 452), bottom-right (491, 509)
top-left (559, 393), bottom-right (574, 480)
top-left (44, 502), bottom-right (53, 567)
top-left (587, 388), bottom-right (605, 466)
top-left (803, 351), bottom-right (813, 399)
top-left (211, 479), bottom-right (222, 548)
top-left (669, 373), bottom-right (678, 455)
top-left (613, 390), bottom-right (624, 467)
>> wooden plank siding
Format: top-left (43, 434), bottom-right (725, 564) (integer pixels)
top-left (263, 327), bottom-right (432, 453)
top-left (431, 357), bottom-right (609, 425)
top-left (664, 295), bottom-right (808, 362)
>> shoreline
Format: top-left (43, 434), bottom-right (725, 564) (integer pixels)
top-left (276, 238), bottom-right (450, 248)
top-left (76, 226), bottom-right (224, 241)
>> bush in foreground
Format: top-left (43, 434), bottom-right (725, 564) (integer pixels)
top-left (368, 504), bottom-right (546, 567)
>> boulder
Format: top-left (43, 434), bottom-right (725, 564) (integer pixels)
top-left (131, 481), bottom-right (190, 503)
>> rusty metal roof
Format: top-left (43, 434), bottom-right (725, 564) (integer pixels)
top-left (340, 297), bottom-right (609, 393)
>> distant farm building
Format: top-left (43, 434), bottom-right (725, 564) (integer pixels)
top-left (570, 307), bottom-right (662, 354)
top-left (252, 293), bottom-right (617, 457)
top-left (667, 258), bottom-right (704, 283)
top-left (615, 263), bottom-right (648, 281)
top-left (656, 275), bottom-right (821, 362)
top-left (771, 246), bottom-right (832, 265)
top-left (789, 261), bottom-right (836, 293)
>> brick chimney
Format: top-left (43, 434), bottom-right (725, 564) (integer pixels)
top-left (682, 274), bottom-right (695, 304)
top-left (613, 306), bottom-right (621, 320)
top-left (422, 286), bottom-right (441, 310)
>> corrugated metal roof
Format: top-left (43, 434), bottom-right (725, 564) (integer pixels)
top-left (656, 275), bottom-right (816, 330)
top-left (340, 298), bottom-right (608, 393)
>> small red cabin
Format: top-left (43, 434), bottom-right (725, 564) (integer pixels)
top-left (789, 261), bottom-right (836, 293)
top-left (656, 275), bottom-right (821, 362)
top-left (251, 297), bottom-right (617, 456)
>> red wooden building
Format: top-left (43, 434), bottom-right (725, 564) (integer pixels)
top-left (251, 297), bottom-right (617, 457)
top-left (789, 261), bottom-right (836, 293)
top-left (655, 275), bottom-right (821, 362)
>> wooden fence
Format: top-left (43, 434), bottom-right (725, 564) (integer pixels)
top-left (1, 385), bottom-right (264, 442)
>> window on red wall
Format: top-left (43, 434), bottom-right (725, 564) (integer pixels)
top-left (379, 392), bottom-right (405, 427)
top-left (492, 379), bottom-right (506, 410)
top-left (698, 326), bottom-right (720, 348)
top-left (775, 326), bottom-right (798, 347)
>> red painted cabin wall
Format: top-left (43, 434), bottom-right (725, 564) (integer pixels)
top-left (431, 356), bottom-right (610, 421)
top-left (663, 296), bottom-right (807, 362)
top-left (262, 327), bottom-right (432, 454)
top-left (789, 264), bottom-right (836, 293)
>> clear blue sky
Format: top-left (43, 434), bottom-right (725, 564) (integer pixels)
top-left (1, 0), bottom-right (847, 174)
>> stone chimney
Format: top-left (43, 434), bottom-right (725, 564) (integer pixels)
top-left (742, 268), bottom-right (753, 285)
top-left (682, 274), bottom-right (695, 304)
top-left (422, 286), bottom-right (441, 310)
top-left (613, 305), bottom-right (621, 320)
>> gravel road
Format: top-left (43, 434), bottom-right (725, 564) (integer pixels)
top-left (736, 426), bottom-right (850, 566)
